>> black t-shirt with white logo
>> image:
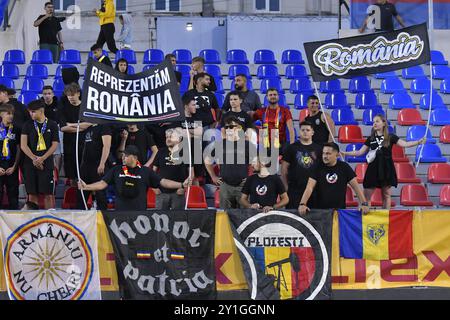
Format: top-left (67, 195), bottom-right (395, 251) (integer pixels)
top-left (242, 174), bottom-right (286, 208)
top-left (182, 89), bottom-right (219, 126)
top-left (220, 110), bottom-right (254, 132)
top-left (311, 161), bottom-right (356, 210)
top-left (82, 124), bottom-right (112, 165)
top-left (153, 146), bottom-right (189, 194)
top-left (0, 125), bottom-right (20, 169)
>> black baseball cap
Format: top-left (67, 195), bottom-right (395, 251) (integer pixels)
top-left (123, 145), bottom-right (140, 157)
top-left (0, 85), bottom-right (9, 93)
top-left (6, 88), bottom-right (16, 95)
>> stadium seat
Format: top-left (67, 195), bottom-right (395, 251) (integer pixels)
top-left (87, 49), bottom-right (108, 62)
top-left (59, 49), bottom-right (81, 64)
top-left (3, 50), bottom-right (25, 64)
top-left (204, 64), bottom-right (222, 79)
top-left (214, 189), bottom-right (220, 208)
top-left (394, 162), bottom-right (421, 183)
top-left (415, 144), bottom-right (447, 163)
top-left (346, 186), bottom-right (358, 207)
top-left (401, 65), bottom-right (425, 79)
top-left (389, 91), bottom-right (415, 110)
top-left (406, 125), bottom-right (436, 143)
top-left (199, 49), bottom-right (221, 64)
top-left (215, 93), bottom-right (224, 109)
top-left (62, 187), bottom-right (77, 209)
top-left (319, 79), bottom-right (343, 93)
top-left (331, 108), bottom-right (358, 125)
top-left (354, 91), bottom-right (380, 109)
top-left (143, 49), bottom-right (164, 64)
top-left (374, 71), bottom-right (397, 79)
top-left (22, 78), bottom-right (44, 94)
top-left (440, 78), bottom-right (450, 94)
top-left (260, 78), bottom-right (284, 94)
top-left (428, 163), bottom-right (450, 183)
top-left (285, 64), bottom-right (307, 79)
top-left (215, 78), bottom-right (225, 94)
top-left (355, 163), bottom-right (368, 183)
top-left (440, 185), bottom-right (450, 206)
top-left (0, 77), bottom-right (14, 89)
top-left (338, 125), bottom-right (365, 143)
top-left (115, 49), bottom-right (137, 64)
top-left (440, 126), bottom-right (450, 143)
top-left (299, 109), bottom-right (309, 122)
top-left (186, 185), bottom-right (207, 208)
top-left (281, 50), bottom-right (304, 64)
top-left (345, 143), bottom-right (366, 162)
top-left (52, 78), bottom-right (65, 97)
top-left (430, 109), bottom-right (450, 126)
top-left (228, 65), bottom-right (251, 79)
top-left (143, 64), bottom-right (156, 72)
top-left (410, 77), bottom-right (432, 94)
top-left (380, 77), bottom-right (404, 93)
top-left (172, 49), bottom-right (192, 64)
top-left (146, 188), bottom-right (156, 208)
top-left (400, 184), bottom-right (433, 206)
top-left (55, 64), bottom-right (76, 78)
top-left (397, 109), bottom-right (425, 126)
top-left (0, 64), bottom-right (19, 79)
top-left (18, 92), bottom-right (40, 105)
top-left (370, 188), bottom-right (396, 207)
top-left (25, 64), bottom-right (48, 79)
top-left (175, 64), bottom-right (191, 76)
top-left (392, 144), bottom-right (409, 162)
top-left (289, 78), bottom-right (312, 94)
top-left (432, 65), bottom-right (450, 79)
top-left (294, 92), bottom-right (313, 110)
top-left (256, 64), bottom-right (279, 79)
top-left (419, 92), bottom-right (446, 110)
top-left (431, 50), bottom-right (448, 65)
top-left (226, 49), bottom-right (249, 64)
top-left (264, 94), bottom-right (286, 107)
top-left (348, 76), bottom-right (371, 93)
top-left (362, 107), bottom-right (385, 125)
top-left (324, 92), bottom-right (350, 109)
top-left (231, 78), bottom-right (253, 91)
top-left (127, 65), bottom-right (135, 75)
top-left (31, 49), bottom-right (53, 64)
top-left (254, 49), bottom-right (277, 64)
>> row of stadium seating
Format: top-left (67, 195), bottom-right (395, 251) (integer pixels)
top-left (0, 0), bottom-right (8, 28)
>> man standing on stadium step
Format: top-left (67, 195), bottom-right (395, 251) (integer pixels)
top-left (359, 0), bottom-right (406, 33)
top-left (0, 85), bottom-right (29, 130)
top-left (94, 0), bottom-right (118, 54)
top-left (304, 95), bottom-right (335, 146)
top-left (222, 74), bottom-right (262, 117)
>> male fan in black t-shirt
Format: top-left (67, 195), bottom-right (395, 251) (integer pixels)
top-left (359, 0), bottom-right (406, 33)
top-left (117, 124), bottom-right (158, 167)
top-left (298, 142), bottom-right (369, 215)
top-left (220, 91), bottom-right (254, 137)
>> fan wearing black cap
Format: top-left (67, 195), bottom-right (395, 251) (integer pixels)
top-left (78, 145), bottom-right (192, 211)
top-left (0, 85), bottom-right (29, 130)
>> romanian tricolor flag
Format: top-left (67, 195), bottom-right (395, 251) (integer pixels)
top-left (136, 252), bottom-right (152, 259)
top-left (170, 253), bottom-right (185, 260)
top-left (338, 210), bottom-right (414, 260)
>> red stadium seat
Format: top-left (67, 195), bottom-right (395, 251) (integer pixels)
top-left (338, 125), bottom-right (365, 143)
top-left (440, 125), bottom-right (450, 143)
top-left (397, 109), bottom-right (426, 126)
top-left (355, 163), bottom-right (368, 183)
top-left (214, 189), bottom-right (220, 208)
top-left (428, 163), bottom-right (450, 183)
top-left (392, 144), bottom-right (410, 162)
top-left (186, 185), bottom-right (207, 208)
top-left (440, 185), bottom-right (450, 206)
top-left (369, 188), bottom-right (396, 207)
top-left (400, 184), bottom-right (433, 206)
top-left (346, 186), bottom-right (358, 207)
top-left (394, 163), bottom-right (421, 183)
top-left (147, 188), bottom-right (156, 209)
top-left (299, 109), bottom-right (309, 122)
top-left (62, 187), bottom-right (77, 209)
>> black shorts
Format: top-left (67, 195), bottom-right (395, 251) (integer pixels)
top-left (23, 163), bottom-right (55, 195)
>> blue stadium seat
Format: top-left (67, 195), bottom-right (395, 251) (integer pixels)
top-left (228, 65), bottom-right (251, 79)
top-left (175, 64), bottom-right (191, 76)
top-left (179, 77), bottom-right (189, 94)
top-left (406, 125), bottom-right (436, 144)
top-left (289, 78), bottom-right (312, 94)
top-left (374, 71), bottom-right (397, 79)
top-left (127, 65), bottom-right (135, 75)
top-left (256, 65), bottom-right (279, 79)
top-left (349, 76), bottom-right (371, 93)
top-left (380, 77), bottom-right (405, 93)
top-left (285, 65), bottom-right (307, 79)
top-left (55, 64), bottom-right (76, 78)
top-left (199, 49), bottom-right (221, 64)
top-left (331, 108), bottom-right (358, 125)
top-left (215, 78), bottom-right (225, 94)
top-left (52, 78), bottom-right (65, 97)
top-left (87, 50), bottom-right (108, 62)
top-left (115, 49), bottom-right (137, 64)
top-left (173, 49), bottom-right (192, 64)
top-left (143, 64), bottom-right (156, 71)
top-left (260, 78), bottom-right (284, 93)
top-left (0, 77), bottom-right (14, 89)
top-left (230, 79), bottom-right (253, 91)
top-left (294, 92), bottom-right (313, 110)
top-left (143, 49), bottom-right (164, 64)
top-left (430, 108), bottom-right (450, 125)
top-left (264, 94), bottom-right (287, 107)
top-left (319, 79), bottom-right (343, 93)
top-left (25, 64), bottom-right (48, 79)
top-left (410, 77), bottom-right (432, 94)
top-left (346, 143), bottom-right (367, 163)
top-left (3, 50), bottom-right (25, 64)
top-left (431, 50), bottom-right (448, 65)
top-left (355, 91), bottom-right (380, 109)
top-left (440, 78), bottom-right (450, 94)
top-left (281, 50), bottom-right (304, 64)
top-left (389, 91), bottom-right (415, 109)
top-left (215, 93), bottom-right (224, 109)
top-left (401, 65), bottom-right (425, 79)
top-left (31, 49), bottom-right (53, 64)
top-left (415, 144), bottom-right (447, 163)
top-left (324, 92), bottom-right (350, 109)
top-left (362, 107), bottom-right (385, 125)
top-left (22, 78), bottom-right (44, 93)
top-left (254, 50), bottom-right (277, 64)
top-left (204, 64), bottom-right (222, 79)
top-left (432, 65), bottom-right (450, 80)
top-left (420, 91), bottom-right (446, 110)
top-left (18, 92), bottom-right (40, 105)
top-left (59, 50), bottom-right (81, 64)
top-left (226, 49), bottom-right (249, 64)
top-left (0, 64), bottom-right (19, 79)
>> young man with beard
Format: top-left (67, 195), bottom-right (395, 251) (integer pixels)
top-left (41, 86), bottom-right (59, 122)
top-left (223, 74), bottom-right (261, 116)
top-left (304, 95), bottom-right (335, 146)
top-left (281, 121), bottom-right (323, 209)
top-left (165, 54), bottom-right (182, 85)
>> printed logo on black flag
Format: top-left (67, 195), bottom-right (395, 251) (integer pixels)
top-left (304, 23), bottom-right (430, 81)
top-left (80, 59), bottom-right (185, 123)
